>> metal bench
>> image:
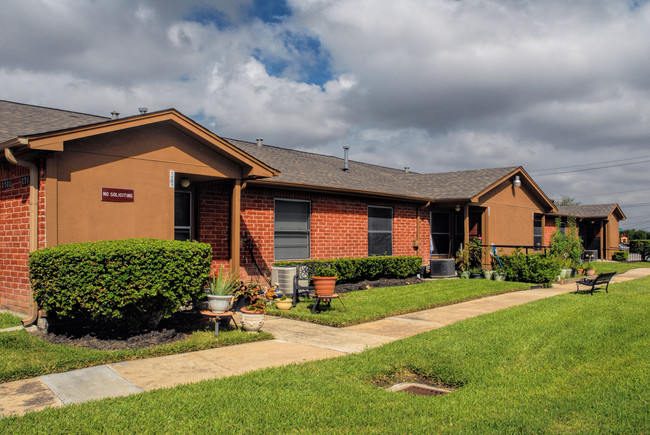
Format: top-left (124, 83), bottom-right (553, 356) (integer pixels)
top-left (575, 272), bottom-right (616, 295)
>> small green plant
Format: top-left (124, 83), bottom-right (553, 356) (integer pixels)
top-left (245, 298), bottom-right (267, 313)
top-left (455, 246), bottom-right (470, 272)
top-left (314, 265), bottom-right (337, 277)
top-left (207, 265), bottom-right (239, 296)
top-left (582, 253), bottom-right (594, 271)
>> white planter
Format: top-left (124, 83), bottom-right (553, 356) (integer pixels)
top-left (206, 295), bottom-right (232, 313)
top-left (240, 310), bottom-right (264, 332)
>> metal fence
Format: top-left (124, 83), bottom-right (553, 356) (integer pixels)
top-left (619, 244), bottom-right (643, 262)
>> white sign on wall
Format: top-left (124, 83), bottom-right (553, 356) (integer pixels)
top-left (169, 170), bottom-right (175, 188)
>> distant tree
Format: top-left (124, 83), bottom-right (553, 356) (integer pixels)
top-left (624, 229), bottom-right (650, 240)
top-left (556, 195), bottom-right (582, 206)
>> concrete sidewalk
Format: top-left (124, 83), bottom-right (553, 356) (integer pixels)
top-left (2, 268), bottom-right (648, 418)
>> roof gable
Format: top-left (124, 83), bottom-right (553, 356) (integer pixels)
top-left (554, 204), bottom-right (626, 220)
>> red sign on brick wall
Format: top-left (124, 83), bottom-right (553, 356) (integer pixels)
top-left (102, 187), bottom-right (134, 202)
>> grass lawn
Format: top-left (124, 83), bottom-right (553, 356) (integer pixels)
top-left (267, 279), bottom-right (532, 326)
top-left (0, 313), bottom-right (23, 329)
top-left (0, 328), bottom-right (272, 383)
top-left (592, 261), bottom-right (649, 274)
top-left (2, 277), bottom-right (648, 432)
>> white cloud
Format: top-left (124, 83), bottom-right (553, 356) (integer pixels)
top-left (1, 0), bottom-right (650, 227)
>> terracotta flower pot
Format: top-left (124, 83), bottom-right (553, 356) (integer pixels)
top-left (313, 276), bottom-right (337, 296)
top-left (586, 269), bottom-right (596, 276)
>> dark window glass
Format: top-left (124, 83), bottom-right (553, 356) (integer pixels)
top-left (275, 200), bottom-right (310, 260)
top-left (368, 206), bottom-right (392, 256)
top-left (533, 214), bottom-right (542, 249)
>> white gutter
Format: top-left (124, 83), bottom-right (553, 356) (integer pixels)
top-left (4, 147), bottom-right (39, 325)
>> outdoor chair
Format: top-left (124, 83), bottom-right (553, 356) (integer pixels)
top-left (293, 262), bottom-right (330, 307)
top-left (575, 272), bottom-right (616, 295)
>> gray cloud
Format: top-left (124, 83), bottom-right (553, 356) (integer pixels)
top-left (1, 0), bottom-right (649, 227)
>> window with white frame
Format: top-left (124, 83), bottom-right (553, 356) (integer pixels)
top-left (274, 199), bottom-right (310, 260)
top-left (368, 206), bottom-right (393, 256)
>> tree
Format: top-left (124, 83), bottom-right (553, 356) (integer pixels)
top-left (556, 195), bottom-right (582, 206)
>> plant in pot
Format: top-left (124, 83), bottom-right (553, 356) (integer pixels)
top-left (231, 281), bottom-right (260, 312)
top-left (583, 254), bottom-right (596, 276)
top-left (492, 262), bottom-right (506, 281)
top-left (312, 265), bottom-right (338, 297)
top-left (240, 290), bottom-right (267, 332)
top-left (469, 266), bottom-right (483, 279)
top-left (275, 295), bottom-right (292, 311)
top-left (455, 247), bottom-right (470, 279)
top-left (205, 265), bottom-right (238, 313)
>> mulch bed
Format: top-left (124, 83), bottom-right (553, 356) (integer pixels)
top-left (335, 276), bottom-right (423, 293)
top-left (28, 311), bottom-right (206, 351)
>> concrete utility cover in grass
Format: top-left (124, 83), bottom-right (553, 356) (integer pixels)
top-left (41, 366), bottom-right (143, 404)
top-left (388, 382), bottom-right (454, 396)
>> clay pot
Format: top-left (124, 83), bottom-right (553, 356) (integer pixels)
top-left (240, 309), bottom-right (264, 332)
top-left (275, 299), bottom-right (292, 311)
top-left (313, 276), bottom-right (337, 296)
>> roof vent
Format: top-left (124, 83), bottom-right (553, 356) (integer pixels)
top-left (404, 167), bottom-right (410, 173)
top-left (138, 107), bottom-right (148, 114)
top-left (257, 137), bottom-right (263, 147)
top-left (111, 111), bottom-right (120, 120)
top-left (343, 146), bottom-right (350, 172)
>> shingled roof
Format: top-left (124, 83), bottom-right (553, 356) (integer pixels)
top-left (228, 138), bottom-right (520, 202)
top-left (0, 100), bottom-right (108, 143)
top-left (553, 204), bottom-right (626, 219)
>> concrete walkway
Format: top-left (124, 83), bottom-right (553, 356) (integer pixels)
top-left (1, 268), bottom-right (648, 418)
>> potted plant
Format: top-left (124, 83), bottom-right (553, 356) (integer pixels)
top-left (469, 267), bottom-right (483, 279)
top-left (482, 269), bottom-right (494, 280)
top-left (312, 265), bottom-right (337, 297)
top-left (583, 254), bottom-right (596, 276)
top-left (240, 290), bottom-right (267, 332)
top-left (455, 246), bottom-right (470, 279)
top-left (205, 265), bottom-right (238, 313)
top-left (231, 281), bottom-right (260, 312)
top-left (275, 295), bottom-right (292, 311)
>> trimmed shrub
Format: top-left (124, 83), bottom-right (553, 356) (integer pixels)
top-left (276, 256), bottom-right (422, 283)
top-left (29, 239), bottom-right (211, 329)
top-left (612, 251), bottom-right (629, 261)
top-left (500, 249), bottom-right (563, 285)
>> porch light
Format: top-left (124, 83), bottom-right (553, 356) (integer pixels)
top-left (180, 177), bottom-right (191, 188)
top-left (455, 205), bottom-right (461, 212)
top-left (513, 175), bottom-right (521, 187)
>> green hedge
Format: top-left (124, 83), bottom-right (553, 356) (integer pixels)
top-left (499, 250), bottom-right (563, 285)
top-left (630, 240), bottom-right (650, 261)
top-left (29, 239), bottom-right (211, 329)
top-left (275, 256), bottom-right (422, 283)
top-left (612, 251), bottom-right (629, 261)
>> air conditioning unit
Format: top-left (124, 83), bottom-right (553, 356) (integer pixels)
top-left (271, 265), bottom-right (297, 296)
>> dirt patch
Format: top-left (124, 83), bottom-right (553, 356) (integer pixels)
top-left (371, 366), bottom-right (458, 392)
top-left (335, 276), bottom-right (423, 293)
top-left (28, 311), bottom-right (209, 351)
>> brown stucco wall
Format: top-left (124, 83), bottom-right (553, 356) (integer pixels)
top-left (48, 123), bottom-right (241, 245)
top-left (480, 179), bottom-right (548, 250)
top-left (605, 216), bottom-right (620, 260)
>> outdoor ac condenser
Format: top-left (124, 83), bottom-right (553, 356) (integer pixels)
top-left (271, 265), bottom-right (297, 296)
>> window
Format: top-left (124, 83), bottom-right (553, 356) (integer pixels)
top-left (274, 199), bottom-right (310, 260)
top-left (533, 214), bottom-right (542, 249)
top-left (431, 212), bottom-right (451, 255)
top-left (174, 191), bottom-right (192, 241)
top-left (368, 206), bottom-right (393, 256)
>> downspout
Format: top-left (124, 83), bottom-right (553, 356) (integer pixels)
top-left (4, 147), bottom-right (39, 326)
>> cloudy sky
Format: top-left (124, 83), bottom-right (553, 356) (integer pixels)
top-left (1, 0), bottom-right (649, 230)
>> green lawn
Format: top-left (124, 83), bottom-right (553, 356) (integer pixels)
top-left (267, 279), bottom-right (531, 326)
top-left (592, 261), bottom-right (649, 274)
top-left (2, 276), bottom-right (648, 432)
top-left (0, 328), bottom-right (271, 383)
top-left (0, 313), bottom-right (23, 329)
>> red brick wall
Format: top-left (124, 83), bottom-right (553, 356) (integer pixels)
top-left (0, 161), bottom-right (46, 314)
top-left (198, 182), bottom-right (429, 282)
